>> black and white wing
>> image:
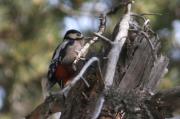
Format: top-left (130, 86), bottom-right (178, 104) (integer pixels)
top-left (51, 40), bottom-right (71, 61)
top-left (47, 40), bottom-right (73, 87)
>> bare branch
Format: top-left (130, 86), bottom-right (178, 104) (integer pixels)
top-left (73, 14), bottom-right (106, 65)
top-left (92, 95), bottom-right (105, 119)
top-left (62, 57), bottom-right (104, 97)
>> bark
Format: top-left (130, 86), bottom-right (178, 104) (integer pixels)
top-left (26, 2), bottom-right (179, 119)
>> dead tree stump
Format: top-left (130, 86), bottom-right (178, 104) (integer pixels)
top-left (27, 3), bottom-right (180, 119)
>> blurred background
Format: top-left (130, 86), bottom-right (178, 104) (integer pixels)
top-left (0, 0), bottom-right (180, 118)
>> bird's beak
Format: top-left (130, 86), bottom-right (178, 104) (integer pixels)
top-left (80, 34), bottom-right (84, 39)
top-left (84, 37), bottom-right (93, 40)
top-left (77, 34), bottom-right (84, 39)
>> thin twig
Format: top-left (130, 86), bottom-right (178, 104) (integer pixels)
top-left (131, 13), bottom-right (147, 22)
top-left (143, 19), bottom-right (150, 30)
top-left (130, 12), bottom-right (160, 51)
top-left (82, 92), bottom-right (89, 101)
top-left (140, 31), bottom-right (155, 50)
top-left (140, 13), bottom-right (162, 16)
top-left (93, 32), bottom-right (113, 44)
top-left (81, 77), bottom-right (90, 88)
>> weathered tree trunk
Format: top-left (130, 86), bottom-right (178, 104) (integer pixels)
top-left (27, 3), bottom-right (180, 119)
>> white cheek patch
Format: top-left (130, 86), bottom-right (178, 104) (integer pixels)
top-left (68, 33), bottom-right (77, 39)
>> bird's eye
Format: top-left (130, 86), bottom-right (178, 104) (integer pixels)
top-left (77, 33), bottom-right (81, 36)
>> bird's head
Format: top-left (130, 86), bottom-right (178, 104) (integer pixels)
top-left (64, 29), bottom-right (84, 40)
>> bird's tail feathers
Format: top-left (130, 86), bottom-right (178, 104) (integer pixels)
top-left (41, 78), bottom-right (56, 99)
top-left (58, 80), bottom-right (64, 89)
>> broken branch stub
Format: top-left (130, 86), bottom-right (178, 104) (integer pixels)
top-left (104, 3), bottom-right (131, 90)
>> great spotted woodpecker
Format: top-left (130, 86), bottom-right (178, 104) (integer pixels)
top-left (47, 29), bottom-right (85, 91)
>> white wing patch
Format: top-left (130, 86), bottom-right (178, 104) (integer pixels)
top-left (52, 40), bottom-right (70, 60)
